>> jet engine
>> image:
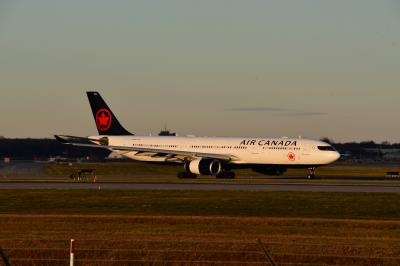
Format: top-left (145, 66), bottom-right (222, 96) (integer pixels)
top-left (185, 159), bottom-right (222, 176)
top-left (252, 166), bottom-right (287, 176)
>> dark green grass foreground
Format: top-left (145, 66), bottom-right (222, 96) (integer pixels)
top-left (1, 190), bottom-right (400, 219)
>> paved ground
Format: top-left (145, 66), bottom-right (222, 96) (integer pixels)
top-left (0, 181), bottom-right (399, 192)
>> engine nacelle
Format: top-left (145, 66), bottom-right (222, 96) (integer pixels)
top-left (185, 159), bottom-right (222, 176)
top-left (252, 166), bottom-right (287, 176)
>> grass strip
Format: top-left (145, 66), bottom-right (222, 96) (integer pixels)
top-left (0, 190), bottom-right (399, 219)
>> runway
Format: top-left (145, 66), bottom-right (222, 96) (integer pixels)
top-left (0, 182), bottom-right (399, 192)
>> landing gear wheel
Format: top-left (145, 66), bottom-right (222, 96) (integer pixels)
top-left (307, 167), bottom-right (316, 179)
top-left (177, 172), bottom-right (197, 179)
top-left (227, 171), bottom-right (235, 179)
top-left (216, 171), bottom-right (236, 179)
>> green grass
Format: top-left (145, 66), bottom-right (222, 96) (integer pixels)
top-left (1, 190), bottom-right (400, 219)
top-left (2, 190), bottom-right (400, 265)
top-left (45, 162), bottom-right (182, 177)
top-left (3, 215), bottom-right (400, 265)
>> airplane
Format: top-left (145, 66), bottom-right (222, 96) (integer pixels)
top-left (55, 92), bottom-right (340, 179)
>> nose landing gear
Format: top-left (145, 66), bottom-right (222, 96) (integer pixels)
top-left (307, 167), bottom-right (316, 179)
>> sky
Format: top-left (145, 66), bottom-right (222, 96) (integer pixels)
top-left (0, 0), bottom-right (399, 142)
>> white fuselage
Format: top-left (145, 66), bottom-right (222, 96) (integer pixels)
top-left (91, 135), bottom-right (340, 166)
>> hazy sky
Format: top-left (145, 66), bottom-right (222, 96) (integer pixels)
top-left (0, 0), bottom-right (399, 142)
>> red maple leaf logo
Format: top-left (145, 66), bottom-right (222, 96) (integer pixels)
top-left (98, 113), bottom-right (109, 126)
top-left (96, 109), bottom-right (112, 131)
top-left (288, 152), bottom-right (296, 161)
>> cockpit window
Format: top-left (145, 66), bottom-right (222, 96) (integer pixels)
top-left (318, 146), bottom-right (336, 151)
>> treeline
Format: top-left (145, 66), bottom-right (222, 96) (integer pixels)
top-left (321, 138), bottom-right (400, 150)
top-left (321, 138), bottom-right (400, 161)
top-left (0, 138), bottom-right (109, 160)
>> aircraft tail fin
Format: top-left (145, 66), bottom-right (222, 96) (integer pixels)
top-left (86, 91), bottom-right (133, 136)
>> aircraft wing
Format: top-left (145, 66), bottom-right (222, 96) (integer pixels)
top-left (54, 135), bottom-right (238, 161)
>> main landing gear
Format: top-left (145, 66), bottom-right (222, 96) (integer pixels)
top-left (177, 171), bottom-right (236, 179)
top-left (307, 167), bottom-right (316, 179)
top-left (177, 172), bottom-right (197, 179)
top-left (216, 170), bottom-right (235, 179)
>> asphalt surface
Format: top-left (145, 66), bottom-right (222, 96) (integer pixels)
top-left (0, 182), bottom-right (399, 192)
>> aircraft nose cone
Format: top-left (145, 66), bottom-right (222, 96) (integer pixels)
top-left (331, 151), bottom-right (341, 162)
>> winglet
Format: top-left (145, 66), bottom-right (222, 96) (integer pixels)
top-left (54, 135), bottom-right (70, 144)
